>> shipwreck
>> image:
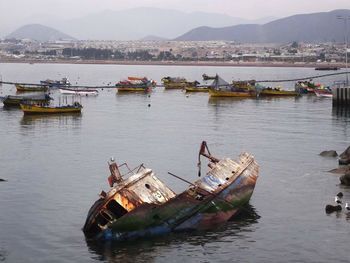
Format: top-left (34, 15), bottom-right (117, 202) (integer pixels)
top-left (83, 141), bottom-right (259, 241)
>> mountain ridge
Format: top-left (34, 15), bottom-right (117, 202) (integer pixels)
top-left (6, 24), bottom-right (75, 42)
top-left (175, 9), bottom-right (350, 43)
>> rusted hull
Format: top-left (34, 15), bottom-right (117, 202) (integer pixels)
top-left (85, 154), bottom-right (258, 241)
top-left (97, 173), bottom-right (256, 241)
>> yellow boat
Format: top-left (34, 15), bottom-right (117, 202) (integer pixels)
top-left (117, 87), bottom-right (151, 92)
top-left (209, 88), bottom-right (256, 97)
top-left (20, 102), bottom-right (82, 114)
top-left (15, 84), bottom-right (48, 92)
top-left (259, 87), bottom-right (298, 96)
top-left (185, 86), bottom-right (209, 92)
top-left (208, 75), bottom-right (256, 97)
top-left (184, 81), bottom-right (207, 92)
top-left (162, 76), bottom-right (187, 89)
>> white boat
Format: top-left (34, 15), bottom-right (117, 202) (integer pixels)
top-left (59, 88), bottom-right (99, 96)
top-left (314, 89), bottom-right (333, 98)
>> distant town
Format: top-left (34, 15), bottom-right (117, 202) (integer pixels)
top-left (0, 38), bottom-right (348, 67)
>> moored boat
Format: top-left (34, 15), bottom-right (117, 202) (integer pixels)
top-left (116, 77), bottom-right (155, 92)
top-left (162, 76), bottom-right (188, 89)
top-left (15, 84), bottom-right (48, 92)
top-left (184, 81), bottom-right (208, 92)
top-left (259, 86), bottom-right (298, 96)
top-left (59, 88), bottom-right (99, 96)
top-left (40, 77), bottom-right (70, 88)
top-left (294, 80), bottom-right (324, 94)
top-left (208, 76), bottom-right (256, 97)
top-left (0, 94), bottom-right (52, 107)
top-left (314, 88), bottom-right (333, 98)
top-left (20, 102), bottom-right (82, 114)
top-left (82, 141), bottom-right (259, 241)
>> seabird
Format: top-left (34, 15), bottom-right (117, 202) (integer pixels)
top-left (335, 196), bottom-right (342, 204)
top-left (346, 203), bottom-right (350, 211)
top-left (337, 192), bottom-right (343, 198)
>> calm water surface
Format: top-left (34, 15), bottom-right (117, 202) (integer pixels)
top-left (0, 63), bottom-right (350, 262)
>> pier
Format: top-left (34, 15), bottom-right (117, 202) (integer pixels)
top-left (333, 82), bottom-right (350, 107)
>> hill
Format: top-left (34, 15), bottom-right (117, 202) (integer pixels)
top-left (175, 9), bottom-right (350, 43)
top-left (50, 7), bottom-right (275, 40)
top-left (6, 24), bottom-right (75, 42)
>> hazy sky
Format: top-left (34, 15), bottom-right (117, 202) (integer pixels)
top-left (1, 0), bottom-right (350, 34)
top-left (1, 0), bottom-right (349, 18)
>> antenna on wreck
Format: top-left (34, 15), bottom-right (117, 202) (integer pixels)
top-left (197, 141), bottom-right (219, 177)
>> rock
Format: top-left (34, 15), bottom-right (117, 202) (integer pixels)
top-left (340, 172), bottom-right (350, 185)
top-left (337, 192), bottom-right (344, 198)
top-left (328, 166), bottom-right (350, 174)
top-left (325, 204), bottom-right (342, 213)
top-left (320, 150), bottom-right (338, 157)
top-left (339, 158), bottom-right (350, 165)
top-left (340, 146), bottom-right (350, 159)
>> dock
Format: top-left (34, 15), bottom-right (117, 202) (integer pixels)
top-left (332, 82), bottom-right (350, 107)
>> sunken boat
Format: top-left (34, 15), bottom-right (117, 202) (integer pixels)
top-left (83, 141), bottom-right (259, 241)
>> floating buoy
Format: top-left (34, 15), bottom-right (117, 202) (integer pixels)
top-left (148, 104), bottom-right (151, 107)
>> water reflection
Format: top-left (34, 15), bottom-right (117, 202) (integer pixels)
top-left (85, 205), bottom-right (259, 263)
top-left (332, 106), bottom-right (350, 119)
top-left (0, 248), bottom-right (7, 262)
top-left (20, 113), bottom-right (82, 127)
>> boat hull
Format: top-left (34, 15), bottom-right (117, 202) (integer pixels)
top-left (209, 89), bottom-right (256, 97)
top-left (259, 89), bottom-right (298, 96)
top-left (15, 84), bottom-right (48, 92)
top-left (1, 97), bottom-right (51, 107)
top-left (84, 153), bottom-right (259, 241)
top-left (185, 87), bottom-right (209, 92)
top-left (20, 104), bottom-right (82, 114)
top-left (117, 87), bottom-right (152, 92)
top-left (59, 88), bottom-right (98, 96)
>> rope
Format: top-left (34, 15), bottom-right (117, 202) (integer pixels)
top-left (0, 71), bottom-right (349, 88)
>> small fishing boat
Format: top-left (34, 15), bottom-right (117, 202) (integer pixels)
top-left (116, 77), bottom-right (155, 92)
top-left (259, 86), bottom-right (298, 96)
top-left (208, 76), bottom-right (256, 97)
top-left (59, 88), bottom-right (99, 96)
top-left (202, 74), bottom-right (217, 81)
top-left (162, 76), bottom-right (188, 89)
top-left (294, 80), bottom-right (324, 94)
top-left (40, 77), bottom-right (70, 88)
top-left (15, 84), bottom-right (48, 92)
top-left (314, 89), bottom-right (333, 98)
top-left (0, 94), bottom-right (52, 107)
top-left (20, 102), bottom-right (82, 114)
top-left (83, 141), bottom-right (259, 241)
top-left (184, 81), bottom-right (208, 92)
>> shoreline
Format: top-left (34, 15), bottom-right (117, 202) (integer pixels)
top-left (0, 59), bottom-right (347, 68)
